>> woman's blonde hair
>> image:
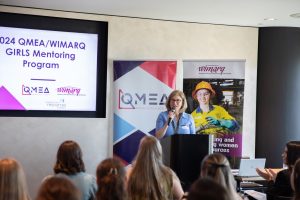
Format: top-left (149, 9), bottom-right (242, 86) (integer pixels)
top-left (200, 153), bottom-right (237, 199)
top-left (0, 158), bottom-right (30, 200)
top-left (165, 90), bottom-right (188, 113)
top-left (127, 135), bottom-right (173, 200)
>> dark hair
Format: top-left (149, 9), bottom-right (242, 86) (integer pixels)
top-left (286, 141), bottom-right (300, 168)
top-left (53, 140), bottom-right (85, 175)
top-left (36, 175), bottom-right (81, 200)
top-left (187, 177), bottom-right (230, 200)
top-left (96, 158), bottom-right (127, 200)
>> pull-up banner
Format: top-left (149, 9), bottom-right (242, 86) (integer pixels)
top-left (183, 60), bottom-right (245, 166)
top-left (113, 61), bottom-right (176, 164)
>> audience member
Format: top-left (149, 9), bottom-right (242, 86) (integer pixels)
top-left (36, 175), bottom-right (81, 200)
top-left (127, 135), bottom-right (184, 200)
top-left (96, 158), bottom-right (127, 200)
top-left (46, 140), bottom-right (97, 200)
top-left (187, 177), bottom-right (231, 200)
top-left (256, 141), bottom-right (300, 199)
top-left (200, 153), bottom-right (242, 200)
top-left (0, 157), bottom-right (31, 200)
top-left (292, 158), bottom-right (300, 200)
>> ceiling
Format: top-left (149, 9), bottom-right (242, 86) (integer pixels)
top-left (1, 0), bottom-right (300, 27)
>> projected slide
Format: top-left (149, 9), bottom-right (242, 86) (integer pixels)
top-left (0, 26), bottom-right (98, 111)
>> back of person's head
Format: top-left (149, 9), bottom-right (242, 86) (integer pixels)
top-left (135, 135), bottom-right (163, 166)
top-left (53, 140), bottom-right (85, 175)
top-left (128, 135), bottom-right (172, 200)
top-left (200, 153), bottom-right (237, 198)
top-left (292, 158), bottom-right (300, 200)
top-left (187, 177), bottom-right (231, 200)
top-left (286, 141), bottom-right (300, 167)
top-left (0, 157), bottom-right (30, 200)
top-left (96, 158), bottom-right (126, 200)
top-left (35, 176), bottom-right (80, 200)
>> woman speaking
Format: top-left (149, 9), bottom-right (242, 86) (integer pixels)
top-left (155, 90), bottom-right (195, 139)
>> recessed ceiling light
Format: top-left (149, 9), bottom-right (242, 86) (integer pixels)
top-left (264, 18), bottom-right (277, 21)
top-left (290, 13), bottom-right (300, 18)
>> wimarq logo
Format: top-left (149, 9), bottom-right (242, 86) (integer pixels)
top-left (198, 65), bottom-right (226, 74)
top-left (118, 89), bottom-right (168, 109)
top-left (57, 86), bottom-right (81, 96)
top-left (22, 85), bottom-right (50, 95)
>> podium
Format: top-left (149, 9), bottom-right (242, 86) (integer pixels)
top-left (160, 134), bottom-right (213, 190)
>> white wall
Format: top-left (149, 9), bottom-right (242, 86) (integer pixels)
top-left (0, 5), bottom-right (258, 197)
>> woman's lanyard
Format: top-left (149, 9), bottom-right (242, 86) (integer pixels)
top-left (171, 113), bottom-right (182, 134)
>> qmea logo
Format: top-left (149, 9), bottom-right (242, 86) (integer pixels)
top-left (118, 89), bottom-right (168, 109)
top-left (22, 85), bottom-right (50, 95)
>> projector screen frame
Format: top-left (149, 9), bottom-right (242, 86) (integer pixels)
top-left (0, 12), bottom-right (108, 118)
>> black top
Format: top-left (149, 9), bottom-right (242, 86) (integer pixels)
top-left (267, 169), bottom-right (294, 200)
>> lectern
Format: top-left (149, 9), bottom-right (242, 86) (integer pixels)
top-left (160, 134), bottom-right (214, 190)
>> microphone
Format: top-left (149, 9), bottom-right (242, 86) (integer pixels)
top-left (167, 108), bottom-right (175, 126)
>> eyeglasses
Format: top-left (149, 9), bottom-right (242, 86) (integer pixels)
top-left (171, 99), bottom-right (182, 102)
